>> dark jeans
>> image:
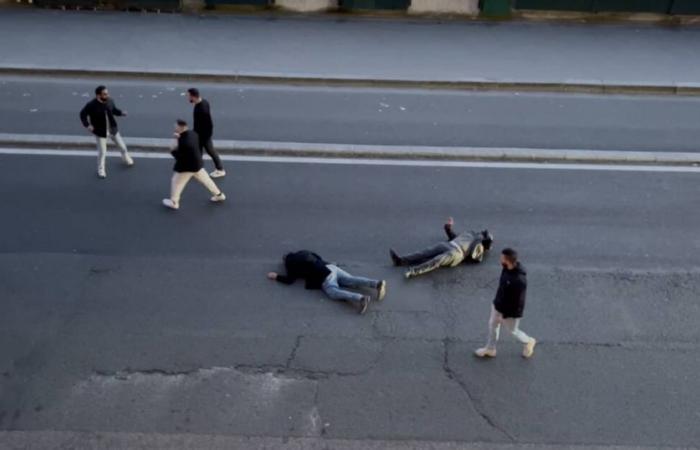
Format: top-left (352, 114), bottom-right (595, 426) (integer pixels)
top-left (200, 137), bottom-right (224, 171)
top-left (401, 242), bottom-right (463, 277)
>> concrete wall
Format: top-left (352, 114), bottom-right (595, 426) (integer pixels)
top-left (275, 0), bottom-right (337, 12)
top-left (409, 0), bottom-right (479, 15)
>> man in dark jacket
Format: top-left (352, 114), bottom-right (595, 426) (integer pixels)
top-left (162, 119), bottom-right (226, 210)
top-left (79, 85), bottom-right (134, 179)
top-left (390, 217), bottom-right (493, 279)
top-left (267, 250), bottom-right (387, 315)
top-left (475, 248), bottom-right (536, 359)
top-left (188, 88), bottom-right (225, 178)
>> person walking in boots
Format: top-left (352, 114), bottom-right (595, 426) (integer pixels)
top-left (79, 85), bottom-right (134, 179)
top-left (267, 250), bottom-right (387, 315)
top-left (390, 217), bottom-right (493, 279)
top-left (475, 248), bottom-right (536, 359)
top-left (188, 88), bottom-right (225, 178)
top-left (162, 119), bottom-right (226, 210)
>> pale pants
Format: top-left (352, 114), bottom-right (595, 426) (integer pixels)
top-left (485, 305), bottom-right (533, 350)
top-left (170, 169), bottom-right (220, 204)
top-left (96, 132), bottom-right (129, 172)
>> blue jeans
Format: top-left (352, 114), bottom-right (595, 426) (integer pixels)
top-left (322, 264), bottom-right (379, 303)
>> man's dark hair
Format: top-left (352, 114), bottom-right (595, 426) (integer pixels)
top-left (176, 119), bottom-right (188, 127)
top-left (501, 248), bottom-right (518, 263)
top-left (95, 85), bottom-right (107, 96)
top-left (187, 88), bottom-right (200, 98)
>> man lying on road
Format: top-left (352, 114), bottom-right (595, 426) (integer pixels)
top-left (268, 250), bottom-right (386, 315)
top-left (390, 217), bottom-right (493, 279)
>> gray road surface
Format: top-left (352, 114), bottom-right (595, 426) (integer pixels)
top-left (3, 76), bottom-right (700, 151)
top-left (1, 152), bottom-right (699, 448)
top-left (1, 10), bottom-right (699, 87)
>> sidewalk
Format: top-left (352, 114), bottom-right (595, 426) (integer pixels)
top-left (1, 9), bottom-right (700, 94)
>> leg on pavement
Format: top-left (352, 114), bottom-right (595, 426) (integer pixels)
top-left (485, 305), bottom-right (502, 351)
top-left (333, 266), bottom-right (379, 290)
top-left (322, 266), bottom-right (364, 303)
top-left (111, 132), bottom-right (133, 165)
top-left (407, 249), bottom-right (460, 278)
top-left (202, 138), bottom-right (224, 172)
top-left (171, 172), bottom-right (194, 204)
top-left (401, 242), bottom-right (452, 265)
top-left (192, 169), bottom-right (221, 196)
top-left (96, 136), bottom-right (108, 176)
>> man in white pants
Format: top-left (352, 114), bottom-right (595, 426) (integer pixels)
top-left (162, 119), bottom-right (226, 210)
top-left (475, 248), bottom-right (536, 359)
top-left (79, 85), bottom-right (134, 179)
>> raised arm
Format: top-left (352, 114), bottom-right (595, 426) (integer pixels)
top-left (444, 217), bottom-right (457, 240)
top-left (110, 100), bottom-right (125, 117)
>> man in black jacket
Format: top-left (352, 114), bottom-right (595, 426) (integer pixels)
top-left (188, 88), bottom-right (225, 178)
top-left (390, 217), bottom-right (493, 279)
top-left (79, 85), bottom-right (134, 179)
top-left (475, 248), bottom-right (536, 359)
top-left (267, 250), bottom-right (387, 315)
top-left (162, 119), bottom-right (226, 210)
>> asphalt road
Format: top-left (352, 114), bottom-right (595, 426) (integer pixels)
top-left (1, 152), bottom-right (700, 448)
top-left (3, 76), bottom-right (700, 151)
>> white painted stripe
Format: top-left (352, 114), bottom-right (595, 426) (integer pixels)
top-left (2, 147), bottom-right (700, 173)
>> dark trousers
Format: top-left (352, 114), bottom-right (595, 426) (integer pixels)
top-left (200, 137), bottom-right (224, 171)
top-left (401, 242), bottom-right (463, 277)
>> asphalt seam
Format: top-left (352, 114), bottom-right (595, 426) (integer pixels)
top-left (442, 338), bottom-right (516, 443)
top-left (1, 67), bottom-right (698, 96)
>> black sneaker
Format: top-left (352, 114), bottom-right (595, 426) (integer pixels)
top-left (358, 296), bottom-right (371, 315)
top-left (376, 280), bottom-right (387, 301)
top-left (389, 249), bottom-right (403, 266)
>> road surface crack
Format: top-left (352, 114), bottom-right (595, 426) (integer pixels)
top-left (286, 335), bottom-right (303, 369)
top-left (441, 338), bottom-right (515, 442)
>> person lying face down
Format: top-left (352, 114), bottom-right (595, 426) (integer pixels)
top-left (267, 250), bottom-right (387, 315)
top-left (390, 217), bottom-right (494, 279)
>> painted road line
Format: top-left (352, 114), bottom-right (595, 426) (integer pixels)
top-left (1, 133), bottom-right (700, 165)
top-left (3, 147), bottom-right (700, 174)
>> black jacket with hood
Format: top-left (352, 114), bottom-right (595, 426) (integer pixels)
top-left (493, 263), bottom-right (527, 318)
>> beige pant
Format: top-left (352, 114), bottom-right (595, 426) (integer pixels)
top-left (96, 132), bottom-right (129, 172)
top-left (170, 169), bottom-right (220, 204)
top-left (485, 305), bottom-right (533, 351)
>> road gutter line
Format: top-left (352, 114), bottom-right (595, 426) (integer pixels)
top-left (1, 133), bottom-right (700, 166)
top-left (3, 147), bottom-right (700, 173)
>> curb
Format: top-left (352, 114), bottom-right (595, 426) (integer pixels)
top-left (2, 133), bottom-right (699, 165)
top-left (0, 67), bottom-right (697, 96)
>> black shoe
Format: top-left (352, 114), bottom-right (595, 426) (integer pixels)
top-left (389, 249), bottom-right (403, 266)
top-left (376, 280), bottom-right (387, 301)
top-left (358, 296), bottom-right (371, 315)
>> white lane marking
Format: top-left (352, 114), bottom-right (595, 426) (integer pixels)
top-left (2, 147), bottom-right (700, 173)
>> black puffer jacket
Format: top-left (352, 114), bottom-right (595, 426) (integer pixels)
top-left (493, 263), bottom-right (527, 318)
top-left (171, 130), bottom-right (203, 173)
top-left (275, 250), bottom-right (331, 290)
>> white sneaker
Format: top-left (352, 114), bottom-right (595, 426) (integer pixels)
top-left (162, 199), bottom-right (179, 210)
top-left (97, 168), bottom-right (106, 179)
top-left (523, 339), bottom-right (536, 358)
top-left (474, 347), bottom-right (497, 358)
top-left (210, 170), bottom-right (226, 178)
top-left (210, 192), bottom-right (226, 203)
top-left (123, 154), bottom-right (134, 167)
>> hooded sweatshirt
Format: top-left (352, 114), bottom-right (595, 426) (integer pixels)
top-left (493, 263), bottom-right (527, 318)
